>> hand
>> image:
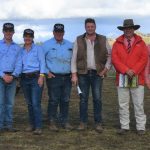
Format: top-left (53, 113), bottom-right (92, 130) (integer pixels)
top-left (99, 67), bottom-right (108, 77)
top-left (147, 84), bottom-right (150, 90)
top-left (126, 69), bottom-right (134, 78)
top-left (38, 76), bottom-right (44, 87)
top-left (3, 74), bottom-right (13, 83)
top-left (47, 72), bottom-right (55, 78)
top-left (71, 73), bottom-right (78, 86)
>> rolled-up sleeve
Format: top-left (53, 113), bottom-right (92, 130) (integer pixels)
top-left (71, 39), bottom-right (78, 73)
top-left (105, 39), bottom-right (112, 70)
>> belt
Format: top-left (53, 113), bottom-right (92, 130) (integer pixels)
top-left (51, 72), bottom-right (71, 76)
top-left (21, 71), bottom-right (40, 78)
top-left (87, 69), bottom-right (97, 74)
top-left (4, 72), bottom-right (12, 75)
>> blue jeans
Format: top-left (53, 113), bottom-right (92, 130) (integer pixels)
top-left (46, 74), bottom-right (72, 124)
top-left (78, 70), bottom-right (103, 124)
top-left (21, 76), bottom-right (43, 129)
top-left (0, 78), bottom-right (16, 129)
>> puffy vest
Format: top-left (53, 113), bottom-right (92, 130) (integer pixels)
top-left (76, 33), bottom-right (108, 74)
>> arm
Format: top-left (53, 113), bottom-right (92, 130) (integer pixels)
top-left (132, 43), bottom-right (148, 75)
top-left (112, 43), bottom-right (129, 74)
top-left (145, 45), bottom-right (150, 88)
top-left (99, 39), bottom-right (112, 77)
top-left (71, 39), bottom-right (78, 85)
top-left (12, 48), bottom-right (22, 77)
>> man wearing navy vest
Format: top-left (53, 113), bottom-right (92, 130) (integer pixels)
top-left (71, 18), bottom-right (111, 132)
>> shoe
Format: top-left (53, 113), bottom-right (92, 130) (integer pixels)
top-left (6, 128), bottom-right (19, 132)
top-left (63, 123), bottom-right (74, 131)
top-left (33, 129), bottom-right (42, 135)
top-left (95, 123), bottom-right (103, 133)
top-left (137, 130), bottom-right (145, 135)
top-left (49, 121), bottom-right (59, 132)
top-left (77, 122), bottom-right (87, 131)
top-left (117, 129), bottom-right (129, 135)
top-left (25, 126), bottom-right (35, 132)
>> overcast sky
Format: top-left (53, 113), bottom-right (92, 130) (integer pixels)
top-left (0, 0), bottom-right (150, 43)
top-left (0, 0), bottom-right (150, 19)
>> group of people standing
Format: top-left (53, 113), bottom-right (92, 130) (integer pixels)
top-left (0, 18), bottom-right (149, 135)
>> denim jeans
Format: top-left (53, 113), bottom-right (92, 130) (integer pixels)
top-left (46, 75), bottom-right (72, 125)
top-left (78, 70), bottom-right (103, 124)
top-left (21, 76), bottom-right (43, 129)
top-left (0, 78), bottom-right (16, 129)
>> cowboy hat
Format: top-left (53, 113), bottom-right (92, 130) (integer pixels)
top-left (117, 19), bottom-right (140, 31)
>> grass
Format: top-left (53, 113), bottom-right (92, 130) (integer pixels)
top-left (0, 77), bottom-right (150, 150)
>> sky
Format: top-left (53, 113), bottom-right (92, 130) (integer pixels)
top-left (0, 0), bottom-right (150, 43)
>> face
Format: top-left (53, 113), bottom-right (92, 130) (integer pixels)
top-left (24, 35), bottom-right (33, 45)
top-left (85, 22), bottom-right (96, 35)
top-left (123, 27), bottom-right (135, 39)
top-left (3, 30), bottom-right (14, 41)
top-left (53, 31), bottom-right (64, 42)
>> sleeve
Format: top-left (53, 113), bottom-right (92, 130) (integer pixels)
top-left (12, 47), bottom-right (23, 77)
top-left (112, 43), bottom-right (129, 74)
top-left (132, 43), bottom-right (148, 75)
top-left (71, 39), bottom-right (78, 73)
top-left (0, 71), bottom-right (4, 78)
top-left (41, 42), bottom-right (49, 74)
top-left (105, 39), bottom-right (112, 70)
top-left (145, 49), bottom-right (150, 87)
top-left (37, 46), bottom-right (46, 74)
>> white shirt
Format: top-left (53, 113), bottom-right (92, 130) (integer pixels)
top-left (71, 37), bottom-right (112, 73)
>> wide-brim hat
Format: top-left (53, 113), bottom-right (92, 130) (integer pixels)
top-left (117, 19), bottom-right (140, 31)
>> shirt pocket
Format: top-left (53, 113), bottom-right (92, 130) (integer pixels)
top-left (47, 48), bottom-right (57, 59)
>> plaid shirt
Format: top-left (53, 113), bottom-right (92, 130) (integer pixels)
top-left (145, 45), bottom-right (150, 87)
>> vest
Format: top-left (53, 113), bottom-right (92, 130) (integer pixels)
top-left (76, 33), bottom-right (108, 74)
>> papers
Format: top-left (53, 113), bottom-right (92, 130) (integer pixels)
top-left (119, 74), bottom-right (138, 88)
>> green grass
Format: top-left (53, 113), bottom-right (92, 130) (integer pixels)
top-left (0, 77), bottom-right (150, 150)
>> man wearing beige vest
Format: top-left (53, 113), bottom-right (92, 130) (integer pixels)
top-left (71, 18), bottom-right (111, 132)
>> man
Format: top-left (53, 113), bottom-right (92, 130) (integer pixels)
top-left (71, 18), bottom-right (111, 132)
top-left (43, 23), bottom-right (73, 131)
top-left (112, 19), bottom-right (148, 135)
top-left (0, 23), bottom-right (21, 132)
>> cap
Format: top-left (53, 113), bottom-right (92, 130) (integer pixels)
top-left (23, 29), bottom-right (34, 38)
top-left (53, 23), bottom-right (64, 32)
top-left (3, 23), bottom-right (14, 32)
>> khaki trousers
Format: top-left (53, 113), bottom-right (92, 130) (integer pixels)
top-left (117, 86), bottom-right (146, 130)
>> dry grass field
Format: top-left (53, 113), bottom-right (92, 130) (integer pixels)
top-left (0, 77), bottom-right (150, 150)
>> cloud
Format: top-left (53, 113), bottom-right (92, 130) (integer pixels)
top-left (0, 0), bottom-right (150, 19)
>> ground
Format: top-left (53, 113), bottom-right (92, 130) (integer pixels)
top-left (0, 77), bottom-right (150, 150)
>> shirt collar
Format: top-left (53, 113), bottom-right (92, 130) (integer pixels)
top-left (53, 37), bottom-right (65, 45)
top-left (2, 38), bottom-right (15, 45)
top-left (23, 43), bottom-right (34, 51)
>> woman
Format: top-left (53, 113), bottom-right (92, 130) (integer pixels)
top-left (145, 45), bottom-right (150, 89)
top-left (20, 29), bottom-right (45, 135)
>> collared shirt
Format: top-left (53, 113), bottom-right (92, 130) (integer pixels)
top-left (124, 37), bottom-right (135, 48)
top-left (0, 39), bottom-right (21, 77)
top-left (71, 37), bottom-right (112, 73)
top-left (20, 43), bottom-right (46, 74)
top-left (43, 38), bottom-right (73, 74)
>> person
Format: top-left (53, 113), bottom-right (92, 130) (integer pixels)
top-left (112, 19), bottom-right (148, 135)
top-left (20, 29), bottom-right (46, 135)
top-left (145, 45), bottom-right (150, 89)
top-left (71, 18), bottom-right (111, 132)
top-left (43, 23), bottom-right (73, 131)
top-left (0, 23), bottom-right (21, 132)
